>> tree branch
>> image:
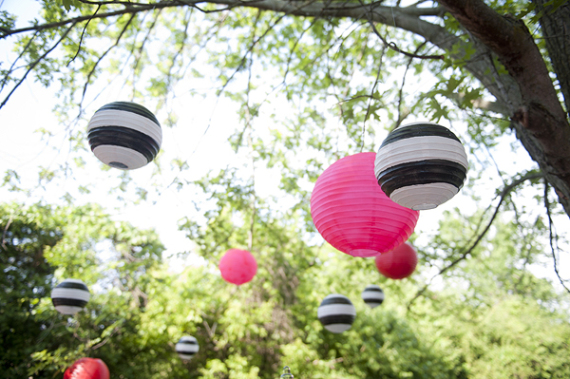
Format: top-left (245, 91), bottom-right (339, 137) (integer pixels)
top-left (0, 23), bottom-right (77, 110)
top-left (543, 178), bottom-right (570, 294)
top-left (407, 171), bottom-right (545, 308)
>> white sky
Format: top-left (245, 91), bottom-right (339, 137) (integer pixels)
top-left (0, 0), bottom-right (568, 289)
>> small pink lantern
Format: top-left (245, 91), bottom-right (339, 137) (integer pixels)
top-left (310, 152), bottom-right (419, 257)
top-left (64, 358), bottom-right (110, 379)
top-left (375, 242), bottom-right (418, 279)
top-left (219, 249), bottom-right (257, 285)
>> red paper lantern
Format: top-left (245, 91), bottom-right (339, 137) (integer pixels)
top-left (64, 358), bottom-right (109, 379)
top-left (219, 248), bottom-right (257, 285)
top-left (375, 242), bottom-right (418, 279)
top-left (310, 152), bottom-right (419, 257)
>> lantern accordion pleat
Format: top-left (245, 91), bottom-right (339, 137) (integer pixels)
top-left (87, 101), bottom-right (162, 170)
top-left (375, 242), bottom-right (418, 280)
top-left (317, 294), bottom-right (356, 333)
top-left (176, 336), bottom-right (199, 360)
top-left (310, 152), bottom-right (419, 257)
top-left (51, 279), bottom-right (90, 315)
top-left (219, 248), bottom-right (257, 285)
top-left (64, 358), bottom-right (110, 379)
top-left (361, 284), bottom-right (384, 308)
top-left (375, 122), bottom-right (468, 210)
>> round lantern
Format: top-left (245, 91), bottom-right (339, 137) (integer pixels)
top-left (375, 242), bottom-right (418, 279)
top-left (64, 358), bottom-right (109, 379)
top-left (361, 284), bottom-right (384, 308)
top-left (219, 248), bottom-right (257, 285)
top-left (310, 152), bottom-right (419, 257)
top-left (176, 335), bottom-right (199, 360)
top-left (375, 122), bottom-right (468, 210)
top-left (87, 101), bottom-right (162, 170)
top-left (317, 294), bottom-right (356, 333)
top-left (51, 279), bottom-right (90, 315)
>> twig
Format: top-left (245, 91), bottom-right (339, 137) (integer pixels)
top-left (1, 214), bottom-right (13, 249)
top-left (68, 4), bottom-right (102, 65)
top-left (360, 44), bottom-right (386, 152)
top-left (543, 178), bottom-right (570, 294)
top-left (368, 21), bottom-right (444, 60)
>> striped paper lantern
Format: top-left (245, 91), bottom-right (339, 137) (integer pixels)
top-left (87, 101), bottom-right (162, 170)
top-left (64, 358), bottom-right (110, 379)
top-left (375, 122), bottom-right (468, 210)
top-left (176, 336), bottom-right (199, 360)
top-left (375, 242), bottom-right (418, 280)
top-left (310, 152), bottom-right (419, 257)
top-left (317, 294), bottom-right (356, 333)
top-left (51, 279), bottom-right (90, 315)
top-left (361, 284), bottom-right (384, 308)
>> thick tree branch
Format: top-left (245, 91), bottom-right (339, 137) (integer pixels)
top-left (437, 0), bottom-right (570, 218)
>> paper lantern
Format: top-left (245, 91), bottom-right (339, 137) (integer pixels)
top-left (375, 122), bottom-right (468, 210)
top-left (361, 284), bottom-right (384, 308)
top-left (317, 294), bottom-right (356, 333)
top-left (219, 248), bottom-right (257, 285)
top-left (87, 101), bottom-right (162, 170)
top-left (310, 152), bottom-right (419, 257)
top-left (375, 242), bottom-right (418, 279)
top-left (51, 279), bottom-right (90, 315)
top-left (64, 358), bottom-right (109, 379)
top-left (176, 336), bottom-right (199, 360)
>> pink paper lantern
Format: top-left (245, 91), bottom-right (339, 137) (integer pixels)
top-left (219, 248), bottom-right (258, 285)
top-left (310, 152), bottom-right (419, 257)
top-left (64, 358), bottom-right (110, 379)
top-left (375, 242), bottom-right (418, 279)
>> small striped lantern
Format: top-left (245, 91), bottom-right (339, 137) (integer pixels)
top-left (64, 358), bottom-right (110, 379)
top-left (317, 294), bottom-right (356, 333)
top-left (375, 242), bottom-right (418, 280)
top-left (219, 248), bottom-right (258, 285)
top-left (51, 279), bottom-right (90, 315)
top-left (375, 122), bottom-right (468, 210)
top-left (310, 152), bottom-right (419, 257)
top-left (176, 336), bottom-right (199, 360)
top-left (361, 284), bottom-right (384, 308)
top-left (87, 101), bottom-right (162, 170)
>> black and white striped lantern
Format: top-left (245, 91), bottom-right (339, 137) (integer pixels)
top-left (87, 101), bottom-right (162, 170)
top-left (375, 122), bottom-right (468, 210)
top-left (175, 336), bottom-right (199, 360)
top-left (317, 294), bottom-right (356, 334)
top-left (361, 285), bottom-right (384, 309)
top-left (51, 279), bottom-right (90, 315)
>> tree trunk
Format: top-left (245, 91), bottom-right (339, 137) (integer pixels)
top-left (437, 0), bottom-right (570, 218)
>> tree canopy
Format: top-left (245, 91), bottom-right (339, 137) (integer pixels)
top-left (1, 0), bottom-right (570, 378)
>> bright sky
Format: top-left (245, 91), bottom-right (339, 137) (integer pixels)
top-left (0, 0), bottom-right (568, 288)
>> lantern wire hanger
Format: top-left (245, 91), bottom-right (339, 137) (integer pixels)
top-left (281, 366), bottom-right (294, 378)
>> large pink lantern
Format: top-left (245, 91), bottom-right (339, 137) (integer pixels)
top-left (219, 249), bottom-right (258, 285)
top-left (310, 152), bottom-right (419, 257)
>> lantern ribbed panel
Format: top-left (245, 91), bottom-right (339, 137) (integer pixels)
top-left (317, 294), bottom-right (356, 333)
top-left (51, 279), bottom-right (90, 315)
top-left (361, 284), bottom-right (384, 308)
top-left (375, 122), bottom-right (468, 210)
top-left (310, 152), bottom-right (419, 257)
top-left (87, 101), bottom-right (162, 170)
top-left (176, 336), bottom-right (199, 360)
